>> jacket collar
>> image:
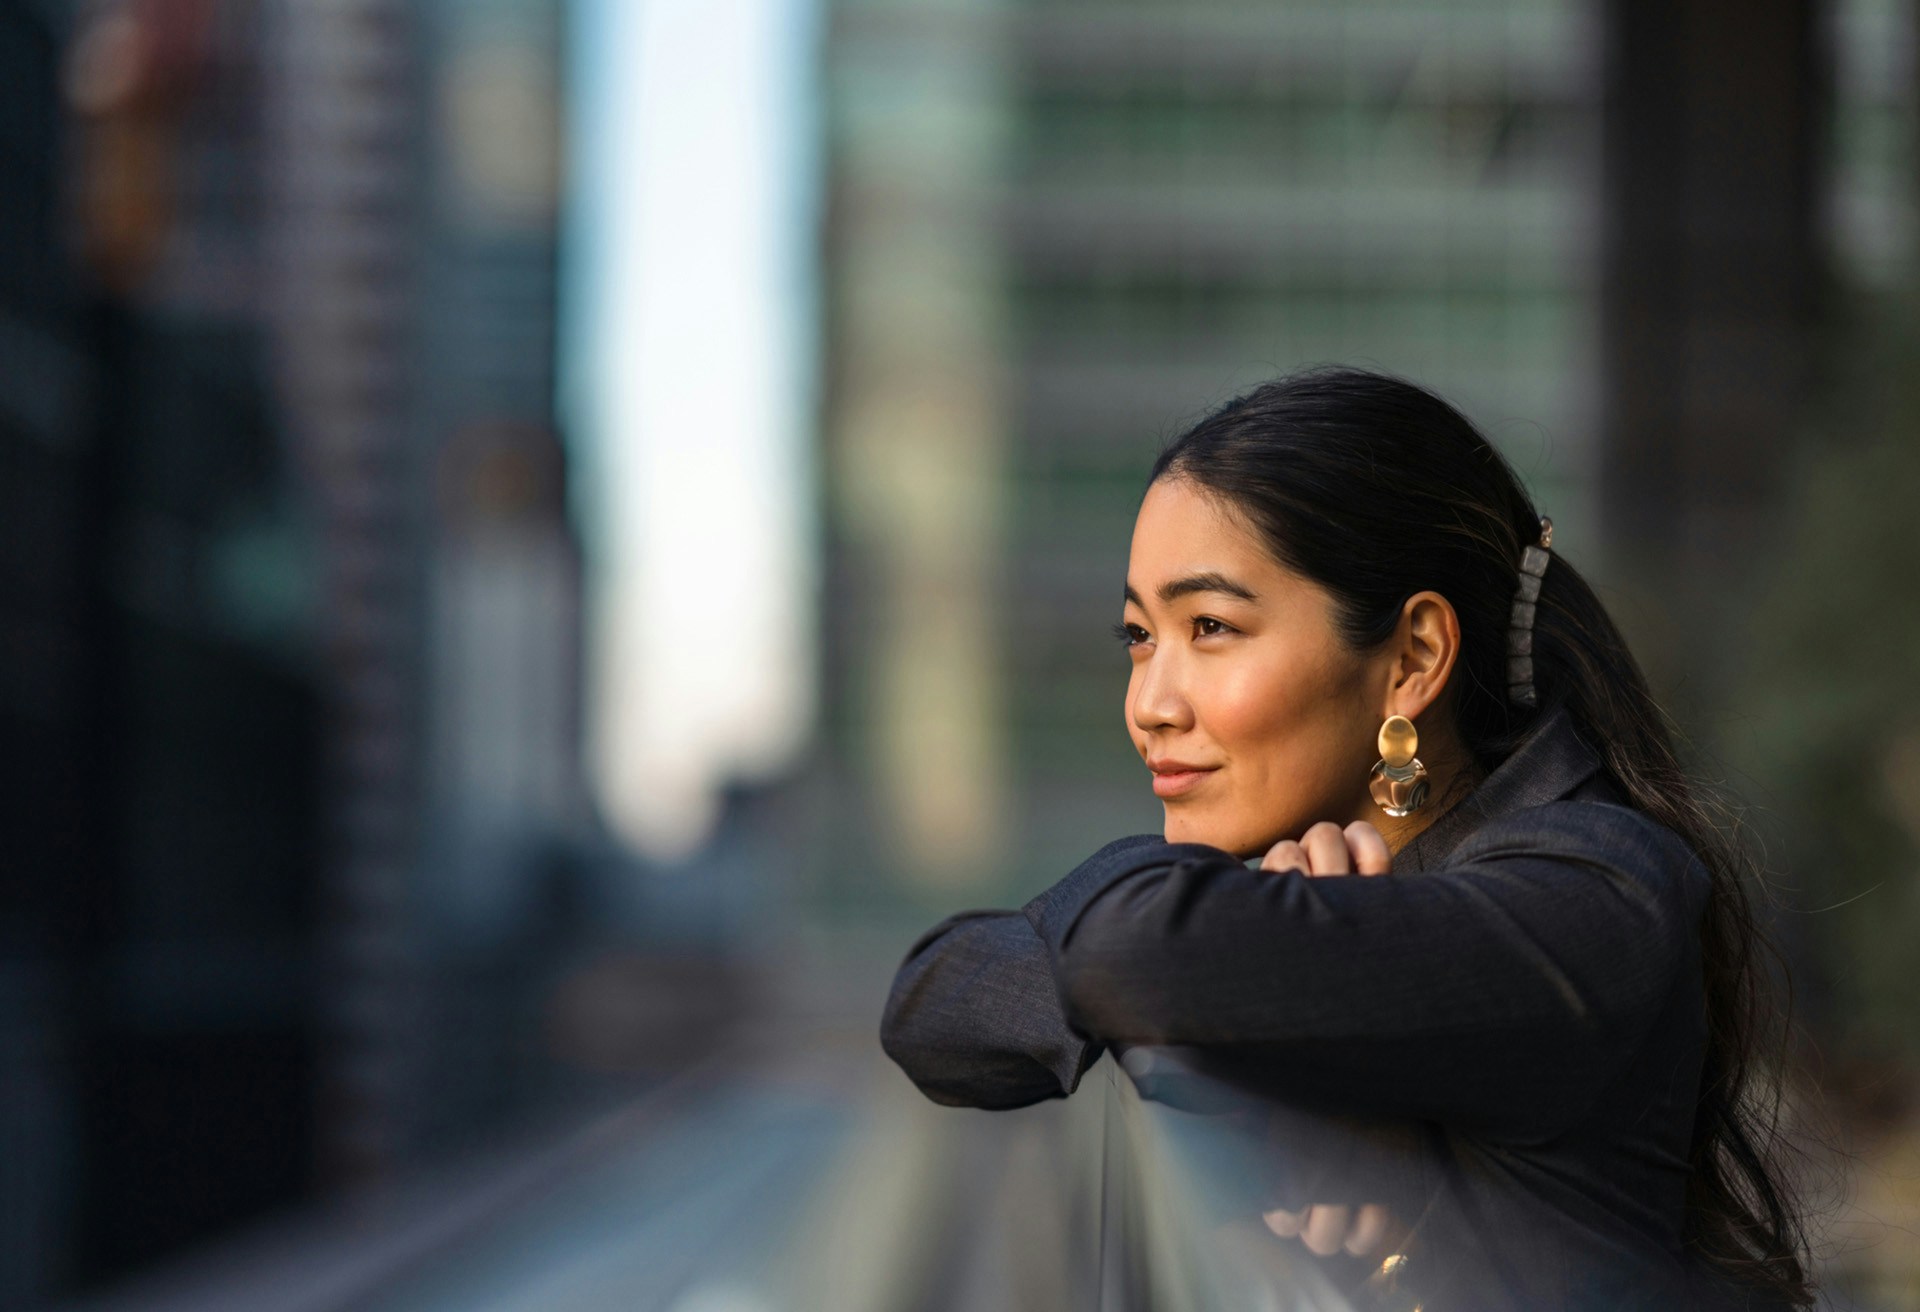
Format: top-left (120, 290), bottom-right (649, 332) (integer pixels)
top-left (1391, 698), bottom-right (1610, 874)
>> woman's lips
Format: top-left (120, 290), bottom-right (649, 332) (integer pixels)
top-left (1150, 767), bottom-right (1218, 799)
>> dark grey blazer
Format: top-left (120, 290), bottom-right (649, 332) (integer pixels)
top-left (881, 700), bottom-right (1768, 1309)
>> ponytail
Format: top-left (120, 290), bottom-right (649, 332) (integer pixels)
top-left (1532, 557), bottom-right (1813, 1304)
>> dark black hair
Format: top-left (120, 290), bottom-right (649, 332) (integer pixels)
top-left (1149, 364), bottom-right (1812, 1306)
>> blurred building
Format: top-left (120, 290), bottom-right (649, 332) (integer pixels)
top-left (1, 5), bottom-right (113, 1304)
top-left (268, 0), bottom-right (589, 1174)
top-left (817, 0), bottom-right (1608, 903)
top-left (2, 0), bottom-right (326, 1304)
top-left (0, 0), bottom-right (592, 1306)
top-left (1830, 0), bottom-right (1918, 288)
top-left (1596, 0), bottom-right (1824, 705)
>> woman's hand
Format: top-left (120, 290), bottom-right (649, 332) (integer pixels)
top-left (1259, 820), bottom-right (1391, 877)
top-left (1260, 1201), bottom-right (1394, 1257)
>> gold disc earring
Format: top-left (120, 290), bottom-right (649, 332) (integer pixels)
top-left (1369, 714), bottom-right (1430, 817)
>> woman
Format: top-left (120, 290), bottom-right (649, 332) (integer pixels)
top-left (879, 367), bottom-right (1814, 1309)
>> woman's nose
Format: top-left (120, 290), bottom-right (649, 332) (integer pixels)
top-left (1131, 648), bottom-right (1193, 733)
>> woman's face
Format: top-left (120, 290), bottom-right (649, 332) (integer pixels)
top-left (1118, 477), bottom-right (1383, 858)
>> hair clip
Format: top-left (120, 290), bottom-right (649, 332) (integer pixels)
top-left (1506, 516), bottom-right (1552, 707)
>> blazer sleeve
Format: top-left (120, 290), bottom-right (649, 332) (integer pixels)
top-left (879, 834), bottom-right (1163, 1109)
top-left (1029, 802), bottom-right (1710, 1142)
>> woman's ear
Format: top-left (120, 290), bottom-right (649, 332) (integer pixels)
top-left (1384, 590), bottom-right (1460, 718)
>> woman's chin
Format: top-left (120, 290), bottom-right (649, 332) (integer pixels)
top-left (1162, 812), bottom-right (1261, 858)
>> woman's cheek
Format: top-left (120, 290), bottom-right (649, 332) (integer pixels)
top-left (1210, 658), bottom-right (1302, 751)
top-left (1219, 670), bottom-right (1327, 841)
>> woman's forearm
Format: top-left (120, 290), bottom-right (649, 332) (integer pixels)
top-left (879, 834), bottom-right (1171, 1108)
top-left (879, 907), bottom-right (1105, 1109)
top-left (1031, 805), bottom-right (1705, 1141)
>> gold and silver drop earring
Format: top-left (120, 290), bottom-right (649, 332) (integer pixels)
top-left (1369, 714), bottom-right (1430, 817)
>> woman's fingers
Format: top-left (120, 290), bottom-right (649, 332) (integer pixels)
top-left (1300, 1204), bottom-right (1353, 1257)
top-left (1261, 1206), bottom-right (1304, 1238)
top-left (1299, 821), bottom-right (1350, 875)
top-left (1259, 839), bottom-right (1310, 874)
top-left (1263, 820), bottom-right (1392, 877)
top-left (1344, 1202), bottom-right (1391, 1256)
top-left (1266, 1202), bottom-right (1397, 1257)
top-left (1344, 821), bottom-right (1391, 875)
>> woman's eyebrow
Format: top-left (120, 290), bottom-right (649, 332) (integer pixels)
top-left (1123, 572), bottom-right (1260, 608)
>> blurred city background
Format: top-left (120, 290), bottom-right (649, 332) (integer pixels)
top-left (2, 0), bottom-right (1918, 1307)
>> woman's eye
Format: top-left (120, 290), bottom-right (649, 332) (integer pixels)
top-left (1194, 616), bottom-right (1234, 638)
top-left (1111, 621), bottom-right (1149, 647)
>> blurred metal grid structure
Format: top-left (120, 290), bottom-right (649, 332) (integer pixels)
top-left (261, 0), bottom-right (427, 1188)
top-left (262, 0), bottom-right (587, 1184)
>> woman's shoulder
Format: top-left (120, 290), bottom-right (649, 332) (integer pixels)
top-left (1443, 794), bottom-right (1712, 913)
